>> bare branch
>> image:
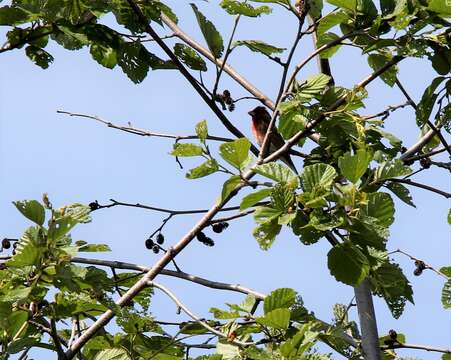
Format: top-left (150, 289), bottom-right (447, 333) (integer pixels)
top-left (387, 178), bottom-right (451, 199)
top-left (381, 342), bottom-right (451, 355)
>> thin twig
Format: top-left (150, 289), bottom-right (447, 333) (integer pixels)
top-left (381, 343), bottom-right (451, 355)
top-left (387, 178), bottom-right (451, 199)
top-left (149, 281), bottom-right (255, 346)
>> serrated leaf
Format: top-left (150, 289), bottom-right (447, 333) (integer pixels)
top-left (170, 143), bottom-right (203, 157)
top-left (254, 162), bottom-right (298, 187)
top-left (256, 308), bottom-right (290, 329)
top-left (191, 4), bottom-right (224, 58)
top-left (254, 206), bottom-right (282, 224)
top-left (13, 200), bottom-right (45, 225)
top-left (219, 138), bottom-right (251, 170)
top-left (48, 216), bottom-right (77, 242)
top-left (328, 242), bottom-right (370, 286)
top-left (367, 53), bottom-right (398, 87)
top-left (221, 0), bottom-right (272, 16)
top-left (186, 159), bottom-right (219, 179)
top-left (297, 74), bottom-right (332, 101)
top-left (7, 226), bottom-right (42, 267)
top-left (361, 192), bottom-right (395, 227)
top-left (264, 288), bottom-right (297, 314)
top-left (373, 160), bottom-right (411, 182)
top-left (174, 43), bottom-right (207, 71)
top-left (234, 40), bottom-right (285, 56)
top-left (385, 182), bottom-right (415, 207)
top-left (338, 149), bottom-right (372, 183)
top-left (301, 163), bottom-right (336, 192)
top-left (94, 348), bottom-right (131, 360)
top-left (240, 188), bottom-right (272, 210)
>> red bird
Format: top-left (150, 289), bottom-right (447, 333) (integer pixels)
top-left (248, 106), bottom-right (298, 174)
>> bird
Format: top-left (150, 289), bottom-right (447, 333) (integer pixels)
top-left (248, 106), bottom-right (298, 174)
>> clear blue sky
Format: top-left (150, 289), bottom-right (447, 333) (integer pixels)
top-left (0, 2), bottom-right (450, 358)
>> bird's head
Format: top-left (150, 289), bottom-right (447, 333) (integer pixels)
top-left (248, 106), bottom-right (270, 120)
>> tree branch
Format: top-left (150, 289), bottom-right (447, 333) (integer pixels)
top-left (387, 178), bottom-right (451, 199)
top-left (381, 342), bottom-right (451, 355)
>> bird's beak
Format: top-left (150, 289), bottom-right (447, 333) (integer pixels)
top-left (248, 110), bottom-right (255, 117)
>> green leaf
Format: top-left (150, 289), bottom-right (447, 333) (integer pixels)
top-left (448, 209), bottom-right (451, 224)
top-left (191, 4), bottom-right (224, 58)
top-left (254, 206), bottom-right (283, 224)
top-left (0, 6), bottom-right (31, 25)
top-left (217, 341), bottom-right (241, 359)
top-left (48, 216), bottom-right (77, 242)
top-left (90, 44), bottom-right (117, 69)
top-left (253, 219), bottom-right (281, 250)
top-left (25, 45), bottom-right (53, 69)
top-left (370, 261), bottom-right (413, 318)
top-left (7, 226), bottom-right (42, 267)
top-left (428, 0), bottom-right (451, 16)
top-left (440, 266), bottom-right (451, 277)
top-left (77, 242), bottom-right (111, 252)
top-left (220, 0), bottom-right (272, 16)
top-left (94, 348), bottom-right (131, 360)
top-left (254, 162), bottom-right (298, 187)
top-left (309, 0), bottom-right (324, 18)
top-left (4, 311), bottom-right (28, 338)
top-left (317, 11), bottom-right (348, 35)
top-left (328, 242), bottom-right (370, 286)
top-left (316, 32), bottom-right (341, 59)
top-left (297, 74), bottom-right (331, 101)
top-left (195, 120), bottom-right (208, 143)
top-left (373, 160), bottom-right (411, 182)
top-left (219, 138), bottom-right (251, 170)
top-left (361, 192), bottom-right (395, 227)
top-left (416, 76), bottom-right (446, 125)
top-left (234, 40), bottom-right (285, 56)
top-left (367, 53), bottom-right (398, 87)
top-left (385, 182), bottom-right (415, 207)
top-left (186, 159), bottom-right (219, 179)
top-left (301, 163), bottom-right (336, 192)
top-left (327, 0), bottom-right (356, 11)
top-left (278, 105), bottom-right (307, 140)
top-left (13, 200), bottom-right (45, 225)
top-left (220, 175), bottom-right (242, 202)
top-left (240, 188), bottom-right (272, 210)
top-left (174, 43), bottom-right (207, 71)
top-left (338, 149), bottom-right (372, 183)
top-left (264, 288), bottom-right (297, 313)
top-left (170, 143), bottom-right (203, 157)
top-left (256, 308), bottom-right (290, 329)
top-left (442, 280), bottom-right (451, 309)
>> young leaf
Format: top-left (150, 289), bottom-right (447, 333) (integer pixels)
top-left (328, 242), bottom-right (370, 286)
top-left (264, 288), bottom-right (297, 314)
top-left (219, 175), bottom-right (242, 202)
top-left (240, 188), bottom-right (272, 210)
top-left (317, 11), bottom-right (348, 35)
top-left (301, 163), bottom-right (336, 192)
top-left (174, 43), bottom-right (207, 71)
top-left (256, 308), bottom-right (290, 329)
top-left (360, 192), bottom-right (395, 227)
top-left (170, 143), bottom-right (203, 157)
top-left (13, 200), bottom-right (45, 225)
top-left (234, 40), bottom-right (285, 56)
top-left (195, 119), bottom-right (208, 143)
top-left (219, 138), bottom-right (251, 170)
top-left (254, 163), bottom-right (298, 187)
top-left (338, 149), bottom-right (372, 183)
top-left (253, 206), bottom-right (282, 224)
top-left (186, 159), bottom-right (219, 179)
top-left (220, 0), bottom-right (272, 17)
top-left (297, 74), bottom-right (332, 101)
top-left (253, 219), bottom-right (281, 250)
top-left (373, 160), bottom-right (411, 182)
top-left (191, 4), bottom-right (224, 58)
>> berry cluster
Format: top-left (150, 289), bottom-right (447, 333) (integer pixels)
top-left (89, 200), bottom-right (100, 211)
top-left (145, 233), bottom-right (165, 254)
top-left (413, 259), bottom-right (427, 276)
top-left (216, 90), bottom-right (235, 112)
top-left (419, 157), bottom-right (432, 169)
top-left (196, 231), bottom-right (214, 247)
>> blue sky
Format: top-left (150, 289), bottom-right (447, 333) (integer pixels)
top-left (0, 1), bottom-right (450, 358)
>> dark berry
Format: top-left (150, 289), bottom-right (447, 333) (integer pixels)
top-left (389, 329), bottom-right (397, 340)
top-left (404, 159), bottom-right (414, 166)
top-left (196, 231), bottom-right (207, 241)
top-left (89, 201), bottom-right (100, 211)
top-left (2, 239), bottom-right (11, 249)
top-left (415, 260), bottom-right (426, 270)
top-left (145, 238), bottom-right (154, 249)
top-left (420, 157), bottom-right (431, 169)
top-left (156, 233), bottom-right (165, 245)
top-left (413, 267), bottom-right (423, 276)
top-left (212, 222), bottom-right (229, 233)
top-left (400, 146), bottom-right (407, 154)
top-left (202, 237), bottom-right (215, 247)
top-left (152, 245), bottom-right (160, 254)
